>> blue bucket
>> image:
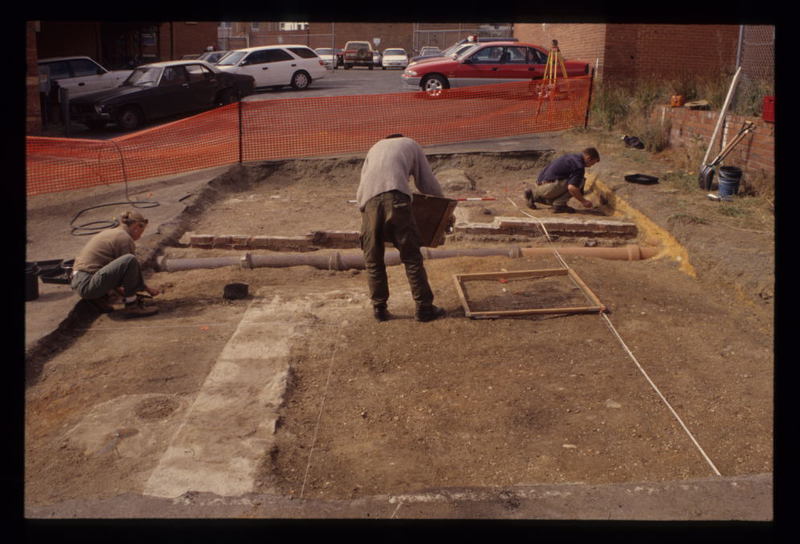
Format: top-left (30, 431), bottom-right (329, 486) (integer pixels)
top-left (718, 166), bottom-right (742, 199)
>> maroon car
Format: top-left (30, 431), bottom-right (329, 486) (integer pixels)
top-left (402, 41), bottom-right (590, 93)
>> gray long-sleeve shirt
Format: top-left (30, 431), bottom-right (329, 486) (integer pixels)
top-left (356, 137), bottom-right (443, 211)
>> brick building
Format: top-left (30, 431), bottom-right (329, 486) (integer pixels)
top-left (513, 23), bottom-right (741, 83)
top-left (27, 21), bottom-right (220, 135)
top-left (217, 22), bottom-right (510, 55)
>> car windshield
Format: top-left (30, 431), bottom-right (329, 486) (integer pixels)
top-left (454, 44), bottom-right (480, 59)
top-left (123, 66), bottom-right (162, 87)
top-left (384, 49), bottom-right (405, 55)
top-left (216, 51), bottom-right (247, 66)
top-left (199, 51), bottom-right (227, 62)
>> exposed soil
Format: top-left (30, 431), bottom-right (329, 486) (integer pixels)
top-left (24, 128), bottom-right (774, 510)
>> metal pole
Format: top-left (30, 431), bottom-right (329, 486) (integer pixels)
top-left (584, 67), bottom-right (595, 129)
top-left (60, 87), bottom-right (70, 137)
top-left (735, 24), bottom-right (744, 68)
top-left (238, 100), bottom-right (243, 164)
top-left (702, 66), bottom-right (742, 166)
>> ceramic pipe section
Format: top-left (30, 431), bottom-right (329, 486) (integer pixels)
top-left (157, 245), bottom-right (657, 272)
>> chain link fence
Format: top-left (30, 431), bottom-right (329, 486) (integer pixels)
top-left (732, 25), bottom-right (774, 116)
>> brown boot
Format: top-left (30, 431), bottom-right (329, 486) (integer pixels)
top-left (415, 305), bottom-right (446, 322)
top-left (123, 297), bottom-right (158, 318)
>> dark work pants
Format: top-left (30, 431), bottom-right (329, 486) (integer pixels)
top-left (71, 254), bottom-right (146, 300)
top-left (360, 191), bottom-right (434, 310)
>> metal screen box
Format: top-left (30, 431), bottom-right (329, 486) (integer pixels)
top-left (412, 193), bottom-right (458, 247)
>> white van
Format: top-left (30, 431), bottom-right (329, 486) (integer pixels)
top-left (215, 45), bottom-right (326, 90)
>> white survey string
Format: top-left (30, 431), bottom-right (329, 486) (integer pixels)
top-left (507, 196), bottom-right (721, 476)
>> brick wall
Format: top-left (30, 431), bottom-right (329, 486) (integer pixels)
top-left (26, 21), bottom-right (42, 135)
top-left (515, 23), bottom-right (739, 83)
top-left (623, 24), bottom-right (738, 80)
top-left (656, 105), bottom-right (774, 193)
top-left (159, 22), bottom-right (220, 60)
top-left (36, 21), bottom-right (102, 60)
top-left (514, 23), bottom-right (606, 73)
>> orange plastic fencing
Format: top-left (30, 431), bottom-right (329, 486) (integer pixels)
top-left (26, 77), bottom-right (592, 196)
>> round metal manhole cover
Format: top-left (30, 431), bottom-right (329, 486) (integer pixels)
top-left (134, 396), bottom-right (180, 421)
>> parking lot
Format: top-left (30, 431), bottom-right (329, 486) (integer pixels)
top-left (44, 68), bottom-right (416, 140)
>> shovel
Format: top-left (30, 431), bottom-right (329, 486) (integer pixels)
top-left (698, 121), bottom-right (755, 190)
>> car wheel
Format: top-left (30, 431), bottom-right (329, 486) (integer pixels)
top-left (290, 71), bottom-right (311, 90)
top-left (217, 88), bottom-right (239, 106)
top-left (344, 64), bottom-right (352, 70)
top-left (382, 66), bottom-right (386, 70)
top-left (421, 74), bottom-right (449, 95)
top-left (368, 65), bottom-right (374, 70)
top-left (116, 106), bottom-right (143, 131)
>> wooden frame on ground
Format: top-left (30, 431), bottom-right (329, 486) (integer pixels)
top-left (453, 267), bottom-right (606, 319)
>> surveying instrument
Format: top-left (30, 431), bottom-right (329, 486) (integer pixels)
top-left (535, 39), bottom-right (570, 116)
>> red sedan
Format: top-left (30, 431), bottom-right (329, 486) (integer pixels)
top-left (402, 41), bottom-right (590, 93)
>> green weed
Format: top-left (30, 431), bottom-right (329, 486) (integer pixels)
top-left (717, 204), bottom-right (747, 217)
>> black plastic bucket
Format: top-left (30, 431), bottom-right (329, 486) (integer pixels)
top-left (718, 166), bottom-right (743, 199)
top-left (25, 262), bottom-right (39, 301)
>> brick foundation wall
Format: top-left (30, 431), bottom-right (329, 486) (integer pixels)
top-left (656, 105), bottom-right (774, 194)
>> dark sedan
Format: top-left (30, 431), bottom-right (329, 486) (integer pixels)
top-left (68, 60), bottom-right (255, 131)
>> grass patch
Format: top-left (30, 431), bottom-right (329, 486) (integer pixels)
top-left (716, 204), bottom-right (748, 218)
top-left (661, 170), bottom-right (700, 192)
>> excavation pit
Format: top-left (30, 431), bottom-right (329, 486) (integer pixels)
top-left (25, 150), bottom-right (773, 515)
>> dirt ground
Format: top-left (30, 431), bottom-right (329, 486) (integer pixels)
top-left (24, 128), bottom-right (774, 511)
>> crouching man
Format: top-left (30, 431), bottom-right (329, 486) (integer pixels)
top-left (524, 147), bottom-right (600, 213)
top-left (70, 210), bottom-right (160, 317)
top-left (356, 134), bottom-right (447, 323)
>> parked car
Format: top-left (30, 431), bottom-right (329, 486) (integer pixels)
top-left (410, 46), bottom-right (442, 63)
top-left (381, 48), bottom-right (409, 70)
top-left (409, 36), bottom-right (518, 64)
top-left (38, 56), bottom-right (133, 99)
top-left (68, 60), bottom-right (255, 131)
top-left (342, 41), bottom-right (375, 70)
top-left (315, 47), bottom-right (342, 69)
top-left (197, 50), bottom-right (230, 64)
top-left (215, 45), bottom-right (326, 90)
top-left (402, 41), bottom-right (590, 93)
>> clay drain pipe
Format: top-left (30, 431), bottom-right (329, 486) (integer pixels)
top-left (157, 244), bottom-right (657, 272)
